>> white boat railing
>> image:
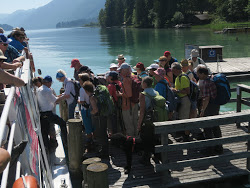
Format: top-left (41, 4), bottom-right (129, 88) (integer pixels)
top-left (0, 59), bottom-right (54, 188)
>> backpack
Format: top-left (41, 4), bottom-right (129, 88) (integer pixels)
top-left (158, 81), bottom-right (180, 112)
top-left (210, 73), bottom-right (231, 105)
top-left (142, 91), bottom-right (168, 122)
top-left (94, 85), bottom-right (115, 116)
top-left (130, 76), bottom-right (143, 103)
top-left (69, 79), bottom-right (81, 100)
top-left (179, 74), bottom-right (200, 102)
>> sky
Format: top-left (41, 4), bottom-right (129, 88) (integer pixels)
top-left (1, 0), bottom-right (52, 14)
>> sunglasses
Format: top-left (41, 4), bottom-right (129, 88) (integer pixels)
top-left (2, 44), bottom-right (8, 46)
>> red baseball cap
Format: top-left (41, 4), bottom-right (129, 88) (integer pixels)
top-left (70, 58), bottom-right (80, 68)
top-left (133, 62), bottom-right (145, 71)
top-left (164, 51), bottom-right (171, 57)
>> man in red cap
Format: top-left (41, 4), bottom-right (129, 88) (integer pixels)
top-left (164, 51), bottom-right (178, 69)
top-left (70, 58), bottom-right (83, 81)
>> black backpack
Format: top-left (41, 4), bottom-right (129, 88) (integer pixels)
top-left (179, 74), bottom-right (200, 102)
top-left (69, 79), bottom-right (81, 100)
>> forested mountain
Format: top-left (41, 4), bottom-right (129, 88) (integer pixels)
top-left (0, 0), bottom-right (105, 29)
top-left (99, 0), bottom-right (250, 28)
top-left (56, 18), bottom-right (98, 28)
top-left (0, 24), bottom-right (13, 31)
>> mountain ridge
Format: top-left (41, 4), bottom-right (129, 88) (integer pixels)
top-left (0, 0), bottom-right (105, 29)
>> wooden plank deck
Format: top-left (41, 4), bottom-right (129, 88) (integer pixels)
top-left (94, 111), bottom-right (250, 188)
top-left (206, 57), bottom-right (250, 74)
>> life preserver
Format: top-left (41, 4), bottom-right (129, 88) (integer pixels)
top-left (12, 175), bottom-right (39, 188)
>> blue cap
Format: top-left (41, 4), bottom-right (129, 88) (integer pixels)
top-left (56, 72), bottom-right (65, 79)
top-left (0, 34), bottom-right (12, 44)
top-left (43, 75), bottom-right (52, 83)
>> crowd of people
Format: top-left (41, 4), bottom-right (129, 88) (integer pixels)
top-left (0, 25), bottom-right (227, 179)
top-left (33, 48), bottom-right (224, 166)
top-left (0, 25), bottom-right (224, 174)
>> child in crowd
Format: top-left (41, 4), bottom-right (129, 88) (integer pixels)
top-left (78, 73), bottom-right (95, 152)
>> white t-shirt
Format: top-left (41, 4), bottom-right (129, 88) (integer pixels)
top-left (79, 87), bottom-right (90, 110)
top-left (37, 85), bottom-right (57, 112)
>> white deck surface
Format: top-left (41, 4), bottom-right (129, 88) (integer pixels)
top-left (51, 125), bottom-right (72, 188)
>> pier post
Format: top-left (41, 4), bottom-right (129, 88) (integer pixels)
top-left (82, 157), bottom-right (101, 188)
top-left (59, 86), bottom-right (68, 122)
top-left (86, 162), bottom-right (108, 188)
top-left (161, 132), bottom-right (170, 187)
top-left (67, 119), bottom-right (83, 176)
top-left (236, 86), bottom-right (242, 127)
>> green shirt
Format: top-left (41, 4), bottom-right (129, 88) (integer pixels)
top-left (175, 73), bottom-right (190, 98)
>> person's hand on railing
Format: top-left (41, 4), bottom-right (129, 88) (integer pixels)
top-left (12, 62), bottom-right (23, 70)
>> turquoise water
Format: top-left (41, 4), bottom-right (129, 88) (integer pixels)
top-left (24, 27), bottom-right (250, 111)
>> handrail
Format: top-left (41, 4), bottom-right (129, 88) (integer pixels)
top-left (0, 59), bottom-right (54, 187)
top-left (0, 67), bottom-right (20, 145)
top-left (154, 84), bottom-right (250, 185)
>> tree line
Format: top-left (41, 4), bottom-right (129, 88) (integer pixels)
top-left (98, 0), bottom-right (250, 28)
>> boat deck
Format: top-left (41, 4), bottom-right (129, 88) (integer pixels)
top-left (82, 111), bottom-right (250, 188)
top-left (206, 57), bottom-right (250, 74)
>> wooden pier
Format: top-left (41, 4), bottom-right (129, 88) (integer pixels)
top-left (205, 57), bottom-right (250, 82)
top-left (77, 84), bottom-right (250, 188)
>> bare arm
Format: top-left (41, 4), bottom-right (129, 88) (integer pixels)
top-left (0, 62), bottom-right (22, 70)
top-left (200, 96), bottom-right (210, 117)
top-left (55, 94), bottom-right (70, 103)
top-left (0, 148), bottom-right (11, 173)
top-left (12, 56), bottom-right (25, 63)
top-left (0, 69), bottom-right (25, 87)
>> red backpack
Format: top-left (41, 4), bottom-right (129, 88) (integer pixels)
top-left (130, 76), bottom-right (143, 103)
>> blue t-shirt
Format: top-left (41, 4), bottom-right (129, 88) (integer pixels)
top-left (4, 44), bottom-right (21, 63)
top-left (9, 37), bottom-right (25, 51)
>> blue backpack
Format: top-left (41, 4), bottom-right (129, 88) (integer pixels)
top-left (158, 81), bottom-right (180, 112)
top-left (210, 73), bottom-right (231, 105)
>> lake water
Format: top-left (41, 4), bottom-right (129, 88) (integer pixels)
top-left (24, 27), bottom-right (250, 112)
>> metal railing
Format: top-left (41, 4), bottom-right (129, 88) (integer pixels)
top-left (0, 59), bottom-right (54, 187)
